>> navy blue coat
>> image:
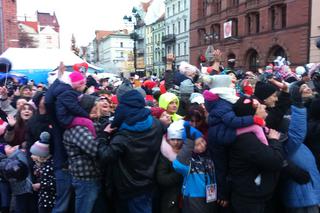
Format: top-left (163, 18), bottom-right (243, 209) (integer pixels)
top-left (206, 98), bottom-right (254, 145)
top-left (44, 79), bottom-right (71, 170)
top-left (206, 98), bottom-right (254, 201)
top-left (55, 89), bottom-right (88, 127)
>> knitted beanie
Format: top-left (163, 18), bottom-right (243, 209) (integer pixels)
top-left (233, 97), bottom-right (259, 117)
top-left (116, 79), bottom-right (133, 101)
top-left (150, 107), bottom-right (165, 119)
top-left (69, 71), bottom-right (86, 88)
top-left (30, 132), bottom-right (51, 158)
top-left (180, 79), bottom-right (194, 94)
top-left (189, 93), bottom-right (204, 104)
top-left (203, 74), bottom-right (231, 89)
top-left (167, 120), bottom-right (185, 140)
top-left (254, 81), bottom-right (278, 101)
top-left (79, 94), bottom-right (98, 114)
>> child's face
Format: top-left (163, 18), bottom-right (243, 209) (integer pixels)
top-left (168, 138), bottom-right (183, 152)
top-left (159, 111), bottom-right (172, 126)
top-left (194, 137), bottom-right (207, 154)
top-left (31, 155), bottom-right (47, 164)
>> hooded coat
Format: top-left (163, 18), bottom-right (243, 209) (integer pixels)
top-left (159, 93), bottom-right (183, 122)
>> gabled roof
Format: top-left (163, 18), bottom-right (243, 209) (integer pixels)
top-left (19, 21), bottom-right (38, 33)
top-left (37, 11), bottom-right (59, 32)
top-left (95, 30), bottom-right (114, 41)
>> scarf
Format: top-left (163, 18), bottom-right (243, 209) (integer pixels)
top-left (210, 87), bottom-right (239, 104)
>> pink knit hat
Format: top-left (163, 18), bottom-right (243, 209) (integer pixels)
top-left (69, 71), bottom-right (86, 88)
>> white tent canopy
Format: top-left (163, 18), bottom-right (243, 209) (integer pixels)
top-left (0, 48), bottom-right (101, 70)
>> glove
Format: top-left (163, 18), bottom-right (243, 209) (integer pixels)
top-left (253, 116), bottom-right (265, 127)
top-left (289, 81), bottom-right (304, 108)
top-left (283, 161), bottom-right (311, 184)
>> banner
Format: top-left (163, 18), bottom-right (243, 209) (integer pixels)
top-left (224, 21), bottom-right (232, 39)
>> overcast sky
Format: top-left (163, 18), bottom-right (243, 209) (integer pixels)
top-left (17, 0), bottom-right (139, 49)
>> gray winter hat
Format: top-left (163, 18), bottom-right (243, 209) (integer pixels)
top-left (116, 79), bottom-right (133, 101)
top-left (180, 79), bottom-right (194, 94)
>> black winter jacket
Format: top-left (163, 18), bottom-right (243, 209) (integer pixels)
top-left (156, 154), bottom-right (182, 213)
top-left (98, 118), bottom-right (164, 199)
top-left (229, 133), bottom-right (284, 203)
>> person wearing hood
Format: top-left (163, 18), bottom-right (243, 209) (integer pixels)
top-left (281, 82), bottom-right (320, 213)
top-left (98, 89), bottom-right (165, 213)
top-left (159, 92), bottom-right (183, 122)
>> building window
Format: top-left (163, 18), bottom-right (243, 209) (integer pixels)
top-left (212, 24), bottom-right (220, 41)
top-left (120, 51), bottom-right (124, 58)
top-left (230, 18), bottom-right (238, 37)
top-left (255, 13), bottom-right (260, 33)
top-left (173, 24), bottom-right (175, 34)
top-left (270, 4), bottom-right (286, 30)
top-left (120, 42), bottom-right (123, 47)
top-left (184, 0), bottom-right (187, 9)
top-left (229, 0), bottom-right (239, 7)
top-left (177, 43), bottom-right (181, 56)
top-left (178, 21), bottom-right (181, 34)
top-left (178, 1), bottom-right (181, 12)
top-left (270, 6), bottom-right (276, 30)
top-left (184, 42), bottom-right (187, 55)
top-left (281, 5), bottom-right (287, 28)
top-left (198, 28), bottom-right (206, 45)
top-left (246, 14), bottom-right (251, 34)
top-left (167, 7), bottom-right (170, 17)
top-left (167, 26), bottom-right (170, 34)
top-left (173, 4), bottom-right (175, 14)
top-left (184, 19), bottom-right (187, 32)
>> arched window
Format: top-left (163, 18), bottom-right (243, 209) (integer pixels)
top-left (246, 49), bottom-right (259, 71)
top-left (267, 45), bottom-right (287, 62)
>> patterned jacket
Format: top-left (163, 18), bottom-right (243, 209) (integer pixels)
top-left (63, 126), bottom-right (101, 181)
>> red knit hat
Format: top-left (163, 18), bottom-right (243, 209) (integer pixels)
top-left (150, 107), bottom-right (165, 119)
top-left (69, 71), bottom-right (86, 88)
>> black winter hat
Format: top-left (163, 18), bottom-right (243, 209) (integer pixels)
top-left (79, 94), bottom-right (98, 114)
top-left (254, 81), bottom-right (278, 101)
top-left (233, 97), bottom-right (259, 117)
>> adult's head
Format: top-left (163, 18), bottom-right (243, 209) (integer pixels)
top-left (159, 92), bottom-right (179, 115)
top-left (79, 94), bottom-right (99, 119)
top-left (32, 91), bottom-right (45, 108)
top-left (185, 105), bottom-right (206, 130)
top-left (19, 85), bottom-right (33, 98)
top-left (15, 97), bottom-right (29, 111)
top-left (234, 97), bottom-right (268, 120)
top-left (179, 61), bottom-right (199, 79)
top-left (254, 81), bottom-right (278, 108)
top-left (16, 103), bottom-right (35, 123)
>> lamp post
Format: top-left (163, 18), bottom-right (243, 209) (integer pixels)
top-left (123, 8), bottom-right (142, 74)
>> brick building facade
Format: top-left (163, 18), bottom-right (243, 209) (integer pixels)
top-left (190, 0), bottom-right (311, 70)
top-left (0, 0), bottom-right (19, 54)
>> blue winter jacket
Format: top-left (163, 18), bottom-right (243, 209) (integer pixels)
top-left (206, 98), bottom-right (254, 145)
top-left (282, 106), bottom-right (320, 208)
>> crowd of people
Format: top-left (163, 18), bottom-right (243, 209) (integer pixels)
top-left (0, 50), bottom-right (319, 213)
